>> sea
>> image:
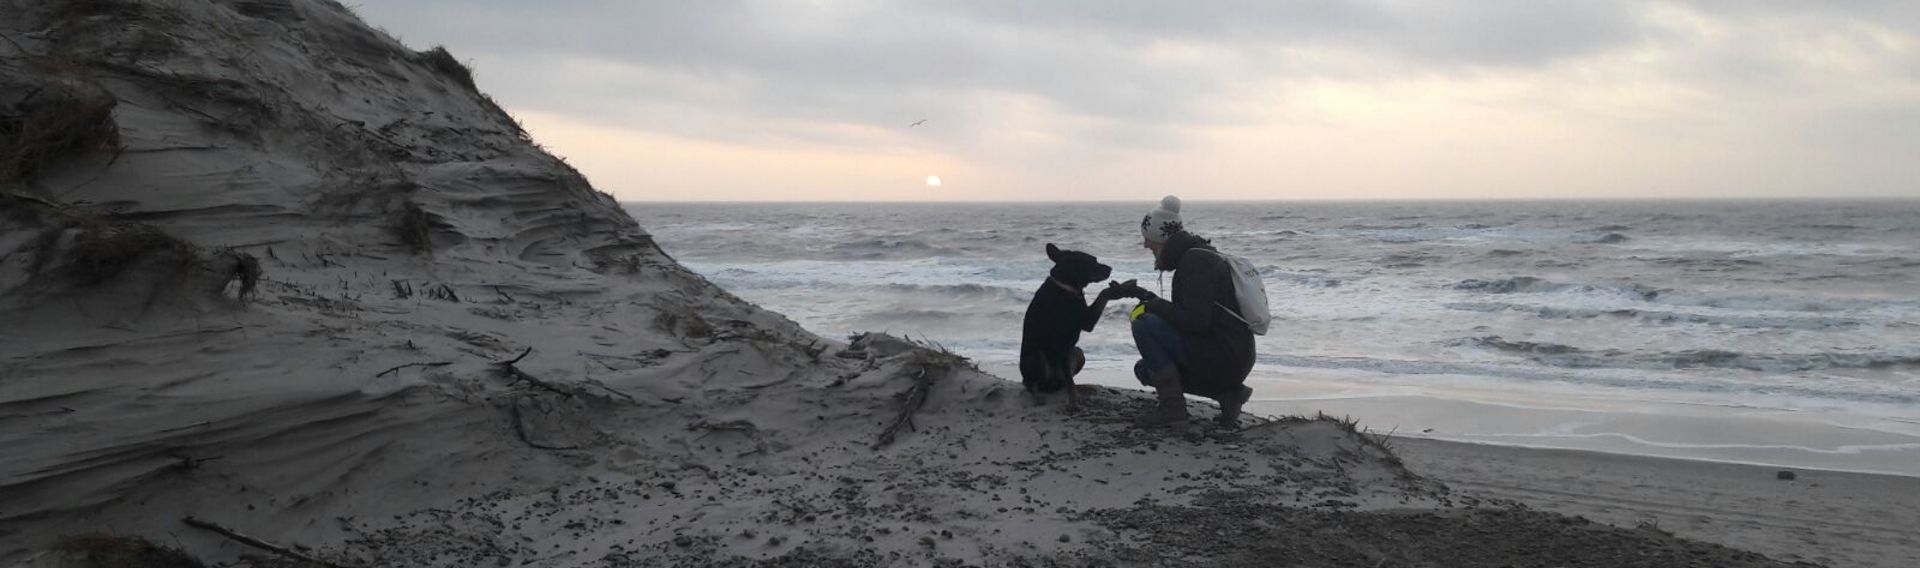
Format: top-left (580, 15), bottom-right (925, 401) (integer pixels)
top-left (632, 200), bottom-right (1920, 476)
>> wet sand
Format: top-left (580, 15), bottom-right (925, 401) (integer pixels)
top-left (1394, 437), bottom-right (1920, 568)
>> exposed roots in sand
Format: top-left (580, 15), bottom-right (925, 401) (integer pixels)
top-left (35, 214), bottom-right (198, 287)
top-left (0, 69), bottom-right (120, 187)
top-left (1, 195), bottom-right (268, 313)
top-left (872, 367), bottom-right (934, 450)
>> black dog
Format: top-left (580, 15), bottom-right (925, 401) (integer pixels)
top-left (1020, 243), bottom-right (1114, 411)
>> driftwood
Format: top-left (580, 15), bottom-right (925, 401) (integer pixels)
top-left (181, 516), bottom-right (350, 568)
top-left (375, 361), bottom-right (451, 377)
top-left (872, 368), bottom-right (934, 450)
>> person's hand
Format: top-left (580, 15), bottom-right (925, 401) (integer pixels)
top-left (1105, 279), bottom-right (1145, 299)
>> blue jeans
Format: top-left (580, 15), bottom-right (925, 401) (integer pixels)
top-left (1132, 313), bottom-right (1187, 384)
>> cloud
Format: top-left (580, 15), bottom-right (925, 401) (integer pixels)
top-left (351, 1), bottom-right (1920, 199)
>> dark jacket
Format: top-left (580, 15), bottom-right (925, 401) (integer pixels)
top-left (1144, 232), bottom-right (1255, 399)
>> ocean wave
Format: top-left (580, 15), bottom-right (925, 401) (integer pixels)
top-left (1575, 232), bottom-right (1630, 244)
top-left (1640, 257), bottom-right (1764, 268)
top-left (878, 282), bottom-right (1027, 300)
top-left (1444, 302), bottom-right (1868, 330)
top-left (1376, 253), bottom-right (1437, 268)
top-left (1450, 277), bottom-right (1661, 300)
top-left (853, 308), bottom-right (997, 323)
top-left (1452, 336), bottom-right (1920, 373)
top-left (1251, 353), bottom-right (1920, 405)
top-left (1452, 276), bottom-right (1558, 293)
top-left (1649, 293), bottom-right (1906, 314)
top-left (827, 237), bottom-right (956, 260)
top-left (1264, 271), bottom-right (1344, 288)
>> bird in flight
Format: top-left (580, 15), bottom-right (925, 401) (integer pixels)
top-left (909, 119), bottom-right (927, 127)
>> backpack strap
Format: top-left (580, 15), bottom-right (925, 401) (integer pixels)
top-left (1188, 249), bottom-right (1252, 328)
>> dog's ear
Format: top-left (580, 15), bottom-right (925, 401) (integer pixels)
top-left (1045, 243), bottom-right (1060, 261)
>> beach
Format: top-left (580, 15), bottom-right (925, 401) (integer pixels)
top-left (2, 1), bottom-right (1911, 567)
top-left (1394, 437), bottom-right (1920, 568)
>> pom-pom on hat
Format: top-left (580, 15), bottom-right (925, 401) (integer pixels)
top-left (1140, 195), bottom-right (1184, 244)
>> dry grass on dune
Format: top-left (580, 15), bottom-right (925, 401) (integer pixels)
top-left (415, 46), bottom-right (478, 93)
top-left (0, 76), bottom-right (120, 188)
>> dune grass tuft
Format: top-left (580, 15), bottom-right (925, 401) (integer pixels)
top-left (416, 46), bottom-right (477, 93)
top-left (0, 78), bottom-right (120, 185)
top-left (64, 221), bottom-right (198, 286)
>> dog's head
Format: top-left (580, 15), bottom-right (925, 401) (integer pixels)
top-left (1045, 243), bottom-right (1112, 289)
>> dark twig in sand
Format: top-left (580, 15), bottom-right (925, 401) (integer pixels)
top-left (500, 347), bottom-right (534, 366)
top-left (493, 348), bottom-right (581, 398)
top-left (376, 361), bottom-right (451, 377)
top-left (873, 368), bottom-right (934, 450)
top-left (181, 516), bottom-right (350, 568)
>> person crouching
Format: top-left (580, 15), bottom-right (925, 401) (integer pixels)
top-left (1103, 195), bottom-right (1256, 427)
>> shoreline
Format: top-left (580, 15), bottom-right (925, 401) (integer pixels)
top-left (1393, 436), bottom-right (1920, 568)
top-left (1000, 364), bottom-right (1920, 479)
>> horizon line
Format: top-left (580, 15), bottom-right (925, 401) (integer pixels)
top-left (619, 195), bottom-right (1920, 204)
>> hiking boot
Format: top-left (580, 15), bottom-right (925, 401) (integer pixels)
top-left (1215, 385), bottom-right (1253, 428)
top-left (1135, 366), bottom-right (1189, 426)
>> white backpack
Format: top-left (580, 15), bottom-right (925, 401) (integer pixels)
top-left (1195, 249), bottom-right (1270, 335)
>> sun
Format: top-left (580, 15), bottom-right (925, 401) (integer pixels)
top-left (925, 175), bottom-right (942, 187)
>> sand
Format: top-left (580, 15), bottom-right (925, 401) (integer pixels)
top-left (0, 1), bottom-right (1878, 566)
top-left (1394, 437), bottom-right (1920, 568)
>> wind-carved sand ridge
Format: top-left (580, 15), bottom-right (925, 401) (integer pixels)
top-left (0, 1), bottom-right (1838, 566)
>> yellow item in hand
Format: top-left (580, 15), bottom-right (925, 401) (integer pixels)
top-left (1129, 303), bottom-right (1148, 321)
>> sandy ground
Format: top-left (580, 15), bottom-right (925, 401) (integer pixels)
top-left (1394, 437), bottom-right (1920, 568)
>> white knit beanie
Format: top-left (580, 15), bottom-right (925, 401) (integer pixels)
top-left (1140, 195), bottom-right (1184, 244)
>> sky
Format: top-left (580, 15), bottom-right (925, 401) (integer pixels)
top-left (351, 1), bottom-right (1920, 202)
